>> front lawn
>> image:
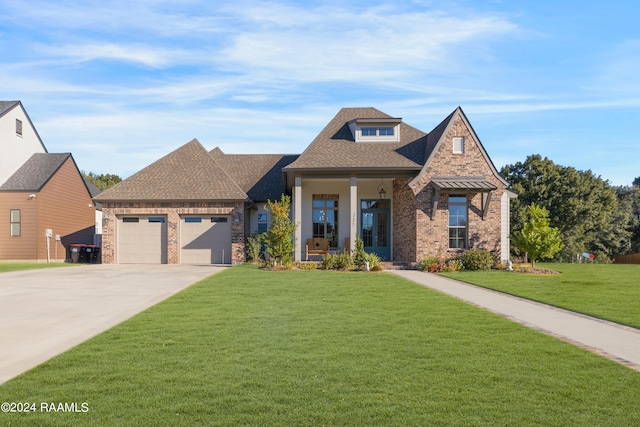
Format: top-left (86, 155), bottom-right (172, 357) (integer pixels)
top-left (0, 262), bottom-right (79, 273)
top-left (440, 263), bottom-right (640, 328)
top-left (1, 265), bottom-right (639, 426)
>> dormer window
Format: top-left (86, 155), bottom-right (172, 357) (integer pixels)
top-left (350, 117), bottom-right (401, 142)
top-left (362, 127), bottom-right (394, 137)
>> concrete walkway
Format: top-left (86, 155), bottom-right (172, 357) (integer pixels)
top-left (391, 270), bottom-right (640, 371)
top-left (0, 264), bottom-right (224, 384)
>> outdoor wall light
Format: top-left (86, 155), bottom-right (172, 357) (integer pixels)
top-left (378, 186), bottom-right (387, 200)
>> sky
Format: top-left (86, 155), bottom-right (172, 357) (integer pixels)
top-left (1, 0), bottom-right (638, 186)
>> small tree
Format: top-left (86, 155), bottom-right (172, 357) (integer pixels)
top-left (264, 195), bottom-right (296, 265)
top-left (512, 203), bottom-right (563, 266)
top-left (245, 232), bottom-right (265, 263)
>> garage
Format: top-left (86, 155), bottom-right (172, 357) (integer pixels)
top-left (117, 216), bottom-right (168, 264)
top-left (180, 216), bottom-right (232, 264)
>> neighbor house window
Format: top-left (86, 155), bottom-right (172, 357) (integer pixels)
top-left (453, 137), bottom-right (464, 154)
top-left (257, 213), bottom-right (268, 233)
top-left (16, 119), bottom-right (22, 136)
top-left (448, 196), bottom-right (467, 249)
top-left (313, 195), bottom-right (339, 248)
top-left (10, 209), bottom-right (20, 237)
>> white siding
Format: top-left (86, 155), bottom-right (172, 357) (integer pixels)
top-left (0, 104), bottom-right (47, 185)
top-left (500, 192), bottom-right (510, 262)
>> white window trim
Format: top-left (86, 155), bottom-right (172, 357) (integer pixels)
top-left (349, 121), bottom-right (401, 142)
top-left (453, 136), bottom-right (464, 154)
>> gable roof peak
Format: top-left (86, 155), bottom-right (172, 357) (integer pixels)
top-left (94, 139), bottom-right (248, 202)
top-left (0, 153), bottom-right (72, 192)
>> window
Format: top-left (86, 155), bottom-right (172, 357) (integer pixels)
top-left (122, 217), bottom-right (139, 223)
top-left (453, 137), bottom-right (464, 154)
top-left (10, 209), bottom-right (20, 237)
top-left (313, 196), bottom-right (339, 248)
top-left (361, 127), bottom-right (394, 137)
top-left (148, 217), bottom-right (166, 223)
top-left (16, 119), bottom-right (22, 136)
top-left (185, 217), bottom-right (202, 223)
top-left (448, 196), bottom-right (467, 249)
top-left (257, 213), bottom-right (268, 233)
top-left (211, 217), bottom-right (228, 223)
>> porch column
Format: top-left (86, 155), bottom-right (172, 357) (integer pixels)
top-left (294, 176), bottom-right (302, 261)
top-left (349, 177), bottom-right (357, 254)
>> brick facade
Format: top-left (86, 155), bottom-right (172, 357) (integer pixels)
top-left (394, 115), bottom-right (507, 262)
top-left (100, 201), bottom-right (246, 264)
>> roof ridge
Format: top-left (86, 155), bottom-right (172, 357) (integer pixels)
top-left (95, 139), bottom-right (248, 202)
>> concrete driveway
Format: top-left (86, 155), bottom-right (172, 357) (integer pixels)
top-left (0, 264), bottom-right (225, 384)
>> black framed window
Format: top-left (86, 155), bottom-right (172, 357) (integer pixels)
top-left (313, 197), bottom-right (339, 248)
top-left (448, 196), bottom-right (467, 249)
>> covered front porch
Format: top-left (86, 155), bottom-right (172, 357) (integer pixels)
top-left (290, 175), bottom-right (408, 262)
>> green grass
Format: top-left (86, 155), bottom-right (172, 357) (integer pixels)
top-left (1, 265), bottom-right (639, 426)
top-left (440, 263), bottom-right (640, 328)
top-left (0, 262), bottom-right (79, 273)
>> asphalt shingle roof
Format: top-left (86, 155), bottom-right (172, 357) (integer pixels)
top-left (94, 139), bottom-right (248, 202)
top-left (211, 149), bottom-right (298, 202)
top-left (0, 100), bottom-right (20, 117)
top-left (284, 108), bottom-right (429, 171)
top-left (0, 153), bottom-right (71, 191)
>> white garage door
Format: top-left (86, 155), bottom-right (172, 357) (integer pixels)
top-left (180, 216), bottom-right (232, 264)
top-left (118, 216), bottom-right (168, 264)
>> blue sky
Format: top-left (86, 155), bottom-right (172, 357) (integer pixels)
top-left (1, 0), bottom-right (638, 185)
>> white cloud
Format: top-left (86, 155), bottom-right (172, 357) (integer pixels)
top-left (219, 5), bottom-right (518, 84)
top-left (40, 43), bottom-right (186, 68)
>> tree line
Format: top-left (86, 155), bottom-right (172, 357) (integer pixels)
top-left (501, 154), bottom-right (640, 262)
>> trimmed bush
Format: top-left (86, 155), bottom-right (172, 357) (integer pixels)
top-left (458, 249), bottom-right (494, 271)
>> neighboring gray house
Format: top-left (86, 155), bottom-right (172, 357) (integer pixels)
top-left (95, 107), bottom-right (515, 265)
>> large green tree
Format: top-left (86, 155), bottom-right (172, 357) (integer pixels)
top-left (615, 184), bottom-right (640, 254)
top-left (501, 155), bottom-right (623, 261)
top-left (512, 203), bottom-right (563, 266)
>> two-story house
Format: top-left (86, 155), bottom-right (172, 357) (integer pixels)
top-left (0, 101), bottom-right (96, 262)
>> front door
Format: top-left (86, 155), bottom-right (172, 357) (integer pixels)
top-left (361, 200), bottom-right (390, 260)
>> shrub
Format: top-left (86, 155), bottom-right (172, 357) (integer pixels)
top-left (297, 262), bottom-right (318, 270)
top-left (245, 232), bottom-right (264, 263)
top-left (353, 238), bottom-right (367, 270)
top-left (364, 252), bottom-right (381, 270)
top-left (321, 253), bottom-right (353, 270)
top-left (442, 259), bottom-right (464, 272)
top-left (459, 249), bottom-right (494, 270)
top-left (418, 256), bottom-right (440, 272)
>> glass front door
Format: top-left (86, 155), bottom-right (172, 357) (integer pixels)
top-left (361, 200), bottom-right (390, 260)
